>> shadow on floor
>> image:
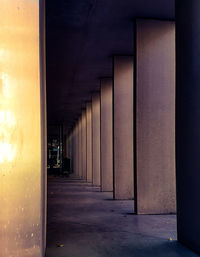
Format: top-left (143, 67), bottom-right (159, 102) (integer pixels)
top-left (45, 176), bottom-right (200, 257)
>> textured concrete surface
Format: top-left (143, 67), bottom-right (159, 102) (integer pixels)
top-left (46, 177), bottom-right (199, 257)
top-left (0, 2), bottom-right (46, 256)
top-left (73, 125), bottom-right (79, 176)
top-left (70, 131), bottom-right (74, 172)
top-left (81, 111), bottom-right (87, 179)
top-left (176, 0), bottom-right (200, 253)
top-left (113, 56), bottom-right (134, 200)
top-left (136, 19), bottom-right (176, 214)
top-left (100, 78), bottom-right (113, 192)
top-left (78, 118), bottom-right (82, 178)
top-left (86, 103), bottom-right (92, 182)
top-left (92, 93), bottom-right (101, 186)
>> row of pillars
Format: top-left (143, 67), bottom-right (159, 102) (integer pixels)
top-left (66, 6), bottom-right (200, 253)
top-left (66, 19), bottom-right (176, 215)
top-left (2, 1), bottom-right (200, 256)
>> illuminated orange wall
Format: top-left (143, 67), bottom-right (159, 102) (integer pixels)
top-left (0, 1), bottom-right (46, 256)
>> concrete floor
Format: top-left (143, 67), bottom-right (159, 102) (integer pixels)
top-left (46, 177), bottom-right (199, 257)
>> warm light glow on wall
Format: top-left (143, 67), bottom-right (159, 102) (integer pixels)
top-left (0, 71), bottom-right (17, 163)
top-left (0, 1), bottom-right (44, 257)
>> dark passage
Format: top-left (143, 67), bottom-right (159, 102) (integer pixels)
top-left (45, 177), bottom-right (198, 257)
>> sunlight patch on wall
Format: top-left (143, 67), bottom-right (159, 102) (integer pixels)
top-left (0, 1), bottom-right (43, 257)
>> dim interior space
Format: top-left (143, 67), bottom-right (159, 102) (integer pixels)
top-left (1, 0), bottom-right (200, 257)
top-left (45, 0), bottom-right (197, 257)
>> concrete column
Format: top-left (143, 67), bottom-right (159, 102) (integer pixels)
top-left (65, 135), bottom-right (69, 158)
top-left (69, 133), bottom-right (72, 159)
top-left (0, 0), bottom-right (46, 256)
top-left (65, 134), bottom-right (69, 172)
top-left (135, 19), bottom-right (176, 214)
top-left (78, 118), bottom-right (82, 178)
top-left (176, 0), bottom-right (200, 252)
top-left (69, 132), bottom-right (72, 171)
top-left (86, 103), bottom-right (92, 182)
top-left (72, 129), bottom-right (75, 174)
top-left (100, 78), bottom-right (113, 192)
top-left (73, 127), bottom-right (78, 175)
top-left (92, 93), bottom-right (101, 186)
top-left (74, 124), bottom-right (79, 177)
top-left (70, 130), bottom-right (74, 173)
top-left (76, 124), bottom-right (79, 176)
top-left (81, 110), bottom-right (87, 180)
top-left (113, 56), bottom-right (134, 200)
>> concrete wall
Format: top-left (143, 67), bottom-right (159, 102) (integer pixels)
top-left (68, 133), bottom-right (73, 171)
top-left (0, 1), bottom-right (46, 256)
top-left (136, 19), bottom-right (176, 214)
top-left (72, 129), bottom-right (75, 174)
top-left (65, 135), bottom-right (68, 158)
top-left (74, 124), bottom-right (79, 176)
top-left (78, 118), bottom-right (82, 178)
top-left (92, 93), bottom-right (101, 186)
top-left (81, 111), bottom-right (87, 179)
top-left (70, 131), bottom-right (75, 173)
top-left (65, 134), bottom-right (70, 159)
top-left (40, 0), bottom-right (47, 252)
top-left (100, 78), bottom-right (113, 192)
top-left (70, 133), bottom-right (73, 170)
top-left (113, 56), bottom-right (134, 200)
top-left (86, 103), bottom-right (92, 182)
top-left (176, 0), bottom-right (200, 253)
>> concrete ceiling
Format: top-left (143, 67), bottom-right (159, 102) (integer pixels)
top-left (46, 0), bottom-right (174, 132)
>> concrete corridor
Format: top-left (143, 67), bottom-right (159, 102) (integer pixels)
top-left (45, 177), bottom-right (198, 257)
